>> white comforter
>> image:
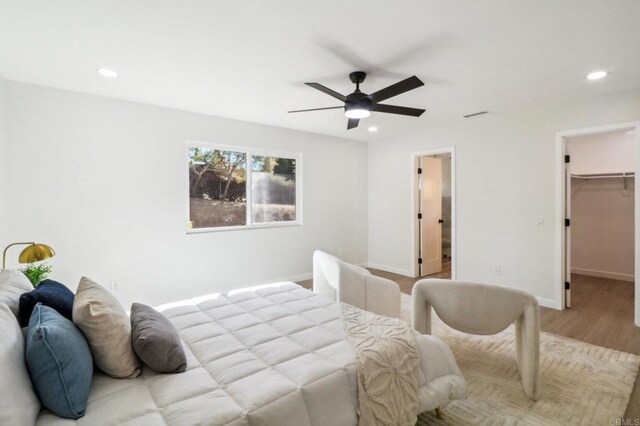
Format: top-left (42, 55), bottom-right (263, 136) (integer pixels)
top-left (36, 283), bottom-right (465, 426)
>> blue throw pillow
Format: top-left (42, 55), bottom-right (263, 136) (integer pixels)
top-left (19, 279), bottom-right (74, 327)
top-left (26, 303), bottom-right (93, 419)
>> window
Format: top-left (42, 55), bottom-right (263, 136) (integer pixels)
top-left (251, 155), bottom-right (297, 224)
top-left (188, 143), bottom-right (301, 231)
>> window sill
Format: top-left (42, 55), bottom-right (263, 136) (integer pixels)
top-left (186, 221), bottom-right (302, 234)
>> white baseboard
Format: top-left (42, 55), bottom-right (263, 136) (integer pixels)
top-left (262, 260), bottom-right (399, 286)
top-left (363, 262), bottom-right (415, 278)
top-left (260, 272), bottom-right (313, 286)
top-left (571, 267), bottom-right (634, 282)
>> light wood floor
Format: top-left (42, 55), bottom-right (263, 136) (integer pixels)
top-left (297, 271), bottom-right (640, 419)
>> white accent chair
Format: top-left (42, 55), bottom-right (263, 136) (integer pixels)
top-left (412, 278), bottom-right (540, 400)
top-left (312, 250), bottom-right (401, 319)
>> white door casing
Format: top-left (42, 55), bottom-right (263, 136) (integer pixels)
top-left (564, 154), bottom-right (572, 308)
top-left (555, 121), bottom-right (640, 323)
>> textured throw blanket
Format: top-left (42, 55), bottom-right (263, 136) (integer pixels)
top-left (340, 303), bottom-right (421, 426)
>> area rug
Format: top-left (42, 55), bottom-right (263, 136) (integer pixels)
top-left (399, 294), bottom-right (640, 425)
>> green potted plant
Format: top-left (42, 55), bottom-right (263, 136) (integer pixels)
top-left (20, 263), bottom-right (52, 287)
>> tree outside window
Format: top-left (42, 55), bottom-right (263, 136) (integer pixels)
top-left (188, 146), bottom-right (299, 230)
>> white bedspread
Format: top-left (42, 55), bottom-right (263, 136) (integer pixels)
top-left (36, 282), bottom-right (465, 426)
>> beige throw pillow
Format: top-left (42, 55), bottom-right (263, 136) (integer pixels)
top-left (73, 277), bottom-right (140, 379)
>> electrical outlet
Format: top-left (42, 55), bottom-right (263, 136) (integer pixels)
top-left (110, 281), bottom-right (119, 292)
top-left (493, 265), bottom-right (502, 275)
top-left (338, 248), bottom-right (344, 258)
top-left (536, 216), bottom-right (545, 226)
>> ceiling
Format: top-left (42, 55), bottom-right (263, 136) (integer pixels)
top-left (1, 0), bottom-right (639, 142)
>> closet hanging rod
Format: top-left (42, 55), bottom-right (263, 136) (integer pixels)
top-left (571, 172), bottom-right (635, 180)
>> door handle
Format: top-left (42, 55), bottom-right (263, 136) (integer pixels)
top-left (438, 219), bottom-right (444, 224)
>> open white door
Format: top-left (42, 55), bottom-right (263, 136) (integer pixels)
top-left (420, 156), bottom-right (443, 276)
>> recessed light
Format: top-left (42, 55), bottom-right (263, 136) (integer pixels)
top-left (368, 126), bottom-right (378, 133)
top-left (587, 71), bottom-right (607, 80)
top-left (98, 68), bottom-right (119, 78)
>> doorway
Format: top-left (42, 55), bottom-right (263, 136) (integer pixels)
top-left (413, 148), bottom-right (455, 279)
top-left (556, 121), bottom-right (640, 325)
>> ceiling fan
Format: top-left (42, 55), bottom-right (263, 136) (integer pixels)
top-left (289, 71), bottom-right (426, 130)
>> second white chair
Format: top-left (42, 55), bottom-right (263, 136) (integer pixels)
top-left (312, 250), bottom-right (401, 319)
top-left (412, 278), bottom-right (540, 400)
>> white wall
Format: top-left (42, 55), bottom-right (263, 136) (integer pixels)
top-left (4, 82), bottom-right (368, 307)
top-left (567, 130), bottom-right (635, 175)
top-left (0, 75), bottom-right (7, 240)
top-left (571, 178), bottom-right (634, 281)
top-left (368, 88), bottom-right (640, 307)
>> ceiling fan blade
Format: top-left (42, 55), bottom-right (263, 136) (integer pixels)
top-left (371, 103), bottom-right (425, 117)
top-left (370, 76), bottom-right (424, 102)
top-left (347, 118), bottom-right (360, 130)
top-left (305, 83), bottom-right (347, 102)
top-left (288, 106), bottom-right (343, 113)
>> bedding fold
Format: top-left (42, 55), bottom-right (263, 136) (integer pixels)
top-left (340, 303), bottom-right (421, 426)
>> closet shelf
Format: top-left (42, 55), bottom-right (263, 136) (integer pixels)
top-left (571, 172), bottom-right (635, 180)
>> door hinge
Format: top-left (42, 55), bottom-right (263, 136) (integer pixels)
top-left (417, 213), bottom-right (422, 219)
top-left (564, 155), bottom-right (570, 164)
top-left (565, 281), bottom-right (571, 290)
top-left (565, 218), bottom-right (571, 227)
top-left (417, 167), bottom-right (422, 174)
top-left (418, 258), bottom-right (423, 264)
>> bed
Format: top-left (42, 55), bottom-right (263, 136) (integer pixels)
top-left (21, 281), bottom-right (465, 425)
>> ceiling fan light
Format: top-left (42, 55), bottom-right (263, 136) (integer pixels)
top-left (344, 107), bottom-right (371, 119)
top-left (587, 70), bottom-right (607, 80)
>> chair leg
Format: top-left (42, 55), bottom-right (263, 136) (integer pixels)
top-left (516, 308), bottom-right (540, 400)
top-left (435, 407), bottom-right (443, 419)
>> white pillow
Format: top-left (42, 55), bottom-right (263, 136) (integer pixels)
top-left (0, 303), bottom-right (40, 424)
top-left (0, 269), bottom-right (33, 318)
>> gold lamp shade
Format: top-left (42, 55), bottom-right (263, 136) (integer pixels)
top-left (18, 244), bottom-right (56, 264)
top-left (2, 242), bottom-right (56, 268)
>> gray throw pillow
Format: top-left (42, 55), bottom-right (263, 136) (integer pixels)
top-left (130, 303), bottom-right (186, 374)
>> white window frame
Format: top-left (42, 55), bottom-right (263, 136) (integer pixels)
top-left (186, 141), bottom-right (303, 233)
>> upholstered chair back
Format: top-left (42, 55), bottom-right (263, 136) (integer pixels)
top-left (412, 278), bottom-right (540, 400)
top-left (413, 279), bottom-right (538, 335)
top-left (313, 250), bottom-right (400, 318)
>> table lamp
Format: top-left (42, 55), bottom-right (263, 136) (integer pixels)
top-left (2, 242), bottom-right (56, 269)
